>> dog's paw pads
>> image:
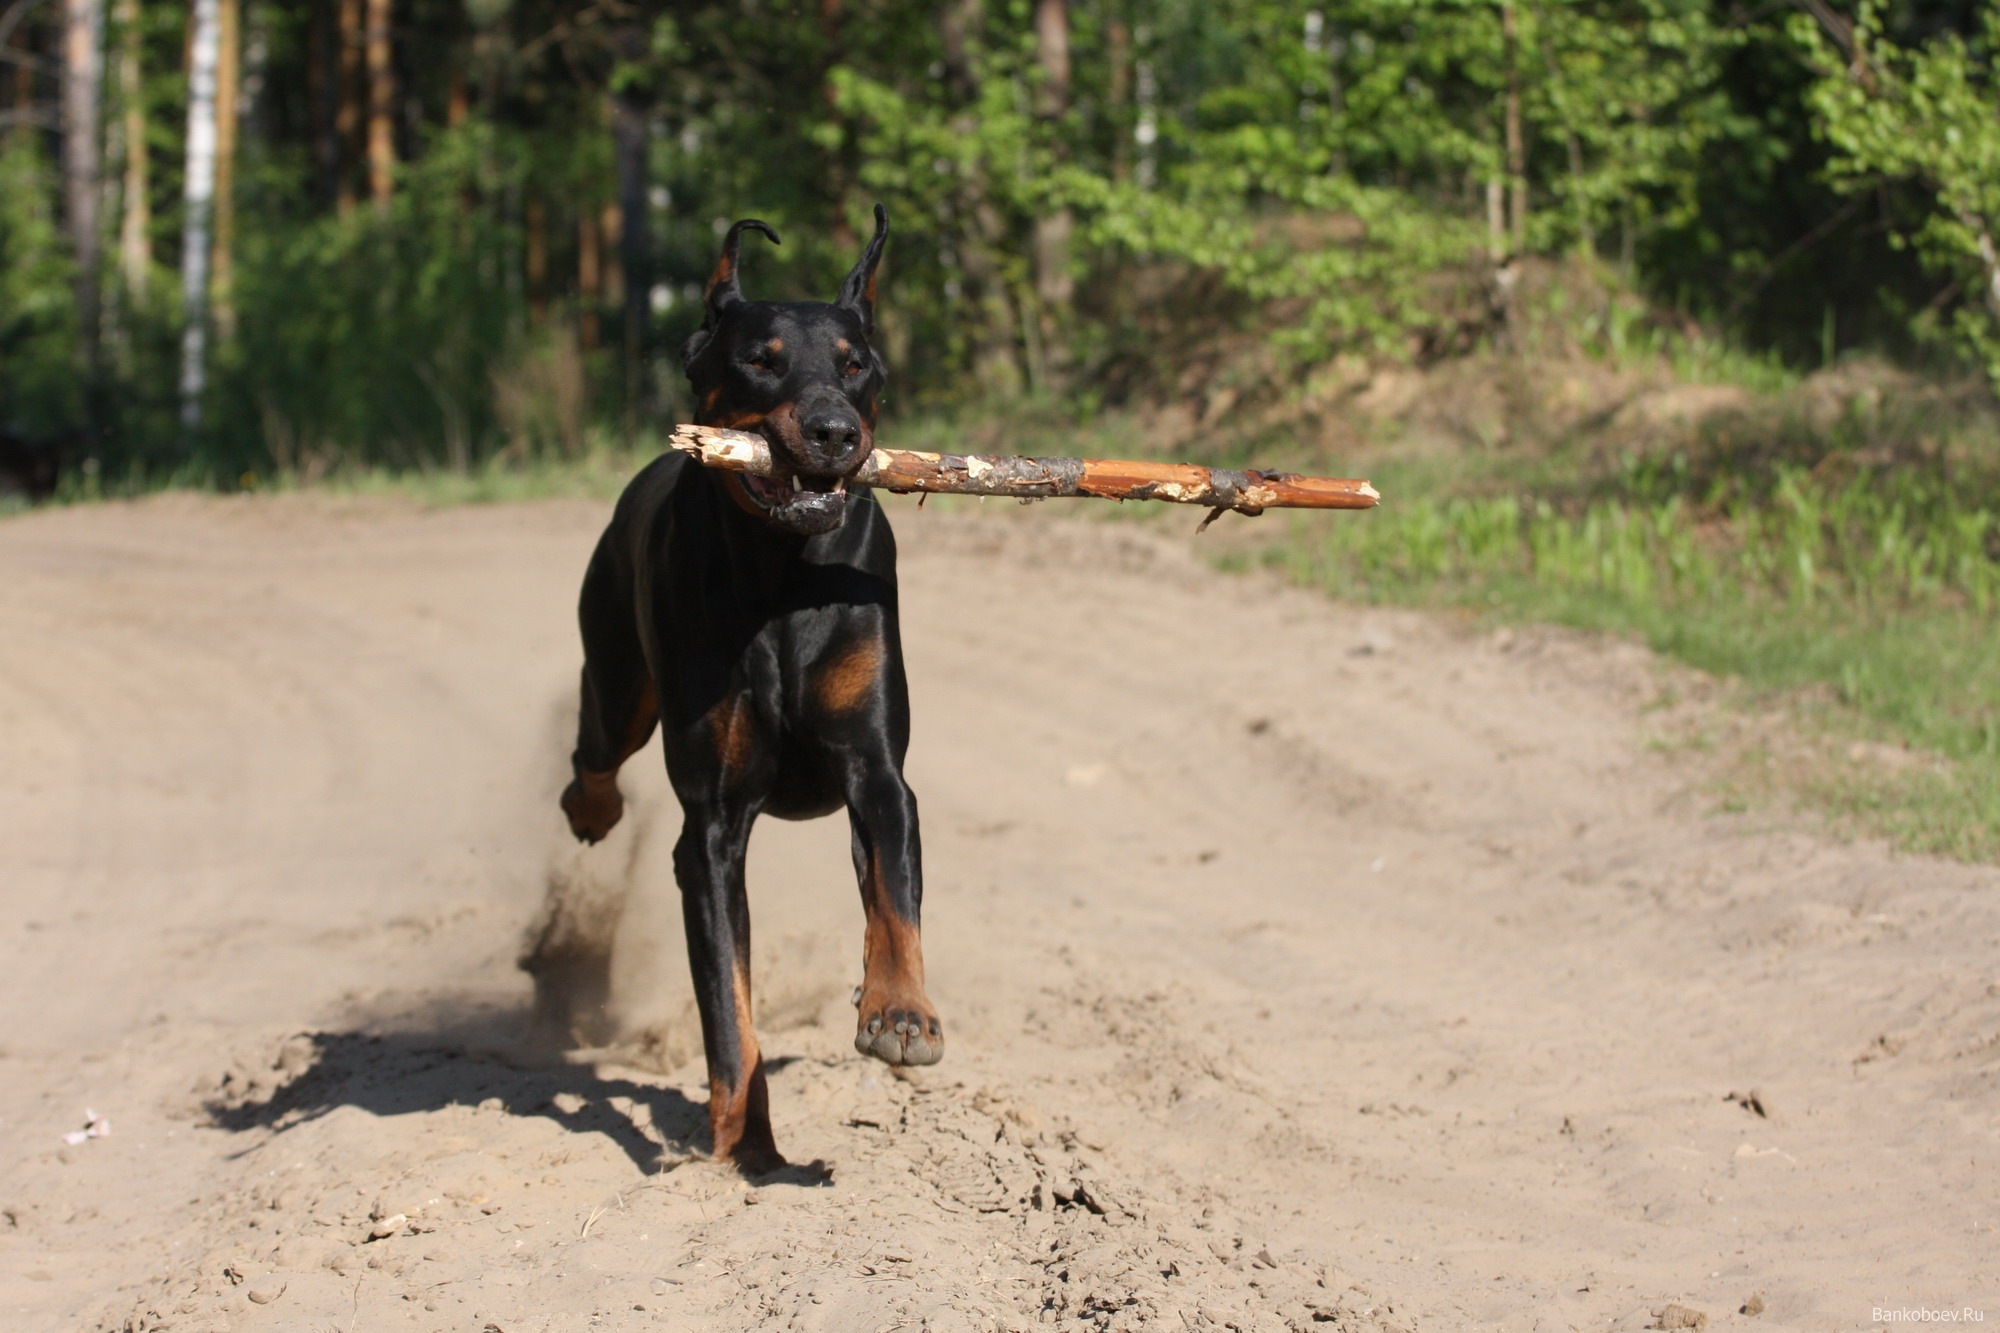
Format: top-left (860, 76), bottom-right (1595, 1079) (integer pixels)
top-left (855, 1007), bottom-right (943, 1066)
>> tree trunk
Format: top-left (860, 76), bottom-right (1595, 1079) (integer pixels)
top-left (612, 89), bottom-right (649, 422)
top-left (61, 0), bottom-right (105, 369)
top-left (526, 193), bottom-right (547, 321)
top-left (577, 208), bottom-right (601, 350)
top-left (1106, 15), bottom-right (1129, 183)
top-left (1501, 1), bottom-right (1526, 255)
top-left (1134, 23), bottom-right (1157, 190)
top-left (364, 0), bottom-right (391, 209)
top-left (1030, 0), bottom-right (1073, 391)
top-left (180, 0), bottom-right (221, 435)
top-left (600, 200), bottom-right (622, 314)
top-left (211, 0), bottom-right (238, 337)
top-left (10, 8), bottom-right (38, 146)
top-left (939, 0), bottom-right (1023, 396)
top-left (1325, 23), bottom-right (1347, 177)
top-left (1563, 128), bottom-right (1592, 255)
top-left (820, 0), bottom-right (853, 252)
top-left (335, 0), bottom-right (360, 214)
top-left (114, 0), bottom-right (148, 305)
top-left (308, 0), bottom-right (338, 207)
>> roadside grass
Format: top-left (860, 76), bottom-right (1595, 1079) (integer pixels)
top-left (39, 435), bottom-right (654, 509)
top-left (19, 386), bottom-right (1997, 861)
top-left (1249, 443), bottom-right (2000, 862)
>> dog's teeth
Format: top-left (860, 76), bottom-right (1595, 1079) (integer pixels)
top-left (834, 479), bottom-right (846, 495)
top-left (792, 475), bottom-right (804, 492)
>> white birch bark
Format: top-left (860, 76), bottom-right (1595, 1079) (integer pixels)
top-left (180, 0), bottom-right (220, 433)
top-left (61, 0), bottom-right (105, 362)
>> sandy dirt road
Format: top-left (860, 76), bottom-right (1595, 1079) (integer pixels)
top-left (0, 491), bottom-right (1995, 1333)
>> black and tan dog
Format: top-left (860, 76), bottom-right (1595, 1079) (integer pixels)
top-left (558, 205), bottom-right (938, 1173)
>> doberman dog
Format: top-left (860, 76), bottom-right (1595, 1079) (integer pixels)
top-left (558, 205), bottom-right (939, 1173)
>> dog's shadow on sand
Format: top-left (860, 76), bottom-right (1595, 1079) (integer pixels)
top-left (203, 1022), bottom-right (826, 1184)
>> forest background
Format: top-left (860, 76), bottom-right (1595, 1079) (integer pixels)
top-left (4, 0), bottom-right (2000, 857)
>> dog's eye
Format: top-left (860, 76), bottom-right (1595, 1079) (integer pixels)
top-left (843, 364), bottom-right (861, 377)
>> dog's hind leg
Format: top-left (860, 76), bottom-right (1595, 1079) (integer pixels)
top-left (560, 535), bottom-right (659, 844)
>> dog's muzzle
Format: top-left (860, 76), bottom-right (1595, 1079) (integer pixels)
top-left (732, 395), bottom-right (870, 534)
top-left (738, 471), bottom-right (851, 535)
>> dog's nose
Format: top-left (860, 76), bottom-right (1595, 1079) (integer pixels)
top-left (807, 414), bottom-right (858, 453)
top-left (802, 410), bottom-right (864, 470)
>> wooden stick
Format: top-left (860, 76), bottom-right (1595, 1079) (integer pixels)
top-left (667, 424), bottom-right (1379, 514)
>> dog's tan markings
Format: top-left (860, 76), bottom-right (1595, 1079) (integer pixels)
top-left (708, 958), bottom-right (774, 1166)
top-left (765, 338), bottom-right (783, 354)
top-left (854, 848), bottom-right (941, 1066)
top-left (704, 250), bottom-right (734, 304)
top-left (560, 771), bottom-right (621, 843)
top-left (709, 693), bottom-right (757, 778)
top-left (702, 386), bottom-right (722, 413)
top-left (814, 639), bottom-right (881, 714)
top-left (834, 337), bottom-right (851, 355)
top-left (559, 680), bottom-right (659, 842)
top-left (706, 409), bottom-right (766, 431)
top-left (717, 473), bottom-right (767, 520)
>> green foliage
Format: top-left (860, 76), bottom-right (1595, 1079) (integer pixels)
top-left (221, 124), bottom-right (534, 474)
top-left (0, 140), bottom-right (80, 434)
top-left (5, 0), bottom-right (2000, 472)
top-left (1261, 424), bottom-right (2000, 859)
top-left (1797, 2), bottom-right (2000, 390)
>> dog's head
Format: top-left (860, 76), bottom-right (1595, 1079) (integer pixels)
top-left (680, 205), bottom-right (888, 536)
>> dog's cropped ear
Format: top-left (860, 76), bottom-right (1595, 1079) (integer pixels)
top-left (837, 204), bottom-right (889, 334)
top-left (704, 218), bottom-right (781, 317)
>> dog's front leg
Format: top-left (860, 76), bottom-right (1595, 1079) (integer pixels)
top-left (673, 803), bottom-right (783, 1173)
top-left (846, 769), bottom-right (943, 1066)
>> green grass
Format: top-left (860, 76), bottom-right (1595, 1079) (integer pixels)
top-left (1254, 451), bottom-right (2000, 861)
top-left (23, 435), bottom-right (657, 512)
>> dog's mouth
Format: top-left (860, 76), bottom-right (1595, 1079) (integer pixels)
top-left (738, 471), bottom-right (851, 535)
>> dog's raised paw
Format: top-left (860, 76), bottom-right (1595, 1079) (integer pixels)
top-left (855, 1003), bottom-right (943, 1066)
top-left (559, 773), bottom-right (624, 844)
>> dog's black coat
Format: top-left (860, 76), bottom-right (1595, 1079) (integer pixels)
top-left (555, 207), bottom-right (938, 1171)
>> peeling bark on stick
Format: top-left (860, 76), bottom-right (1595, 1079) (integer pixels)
top-left (667, 425), bottom-right (1380, 515)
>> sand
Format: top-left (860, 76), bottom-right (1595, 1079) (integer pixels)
top-left (0, 491), bottom-right (1994, 1333)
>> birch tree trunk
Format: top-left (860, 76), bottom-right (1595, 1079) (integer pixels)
top-left (180, 0), bottom-right (220, 434)
top-left (61, 0), bottom-right (105, 368)
top-left (1030, 0), bottom-right (1073, 391)
top-left (211, 0), bottom-right (238, 336)
top-left (114, 0), bottom-right (148, 305)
